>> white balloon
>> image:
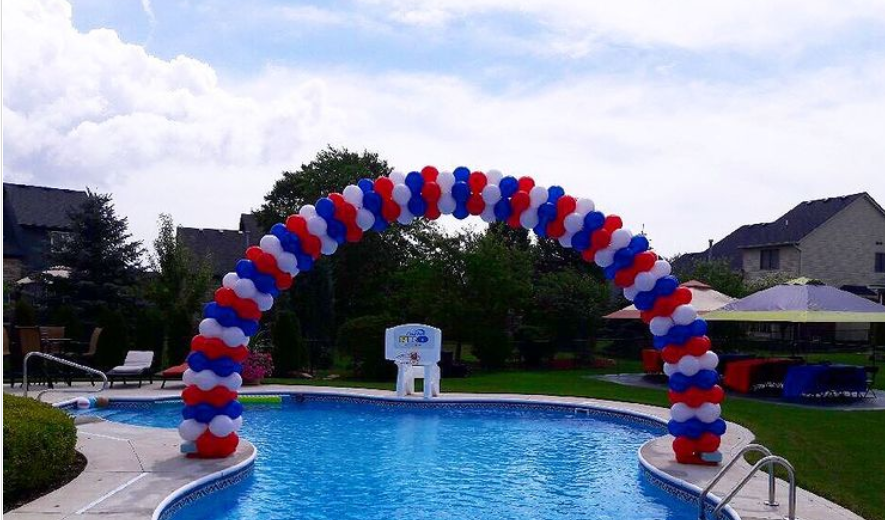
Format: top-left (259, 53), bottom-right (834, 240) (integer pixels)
top-left (438, 194), bottom-right (456, 214)
top-left (623, 286), bottom-right (640, 302)
top-left (199, 318), bottom-right (223, 338)
top-left (299, 205), bottom-right (317, 219)
top-left (520, 210), bottom-right (539, 229)
top-left (697, 403), bottom-right (721, 423)
top-left (254, 293), bottom-right (273, 312)
top-left (356, 208), bottom-right (375, 231)
top-left (480, 206), bottom-right (497, 223)
top-left (437, 170), bottom-right (455, 191)
top-left (672, 304), bottom-right (698, 325)
top-left (320, 236), bottom-right (338, 255)
top-left (233, 278), bottom-right (257, 299)
top-left (699, 351), bottom-right (719, 371)
top-left (633, 271), bottom-right (656, 292)
top-left (179, 419), bottom-right (207, 441)
top-left (563, 213), bottom-right (584, 233)
top-left (307, 216), bottom-right (328, 237)
top-left (76, 397), bottom-right (91, 409)
top-left (485, 169), bottom-right (503, 185)
top-left (677, 355), bottom-right (701, 377)
top-left (397, 209), bottom-right (414, 225)
top-left (276, 252), bottom-right (299, 275)
top-left (663, 362), bottom-right (676, 377)
top-left (649, 316), bottom-right (674, 337)
top-left (222, 272), bottom-right (238, 289)
top-left (594, 248), bottom-right (615, 268)
top-left (670, 403), bottom-right (693, 422)
top-left (557, 233), bottom-right (573, 249)
top-left (392, 184), bottom-right (411, 205)
top-left (209, 415), bottom-right (238, 437)
top-left (184, 369), bottom-right (242, 391)
top-left (481, 184), bottom-right (501, 204)
top-left (576, 198), bottom-right (595, 214)
top-left (389, 171), bottom-right (405, 184)
top-left (529, 186), bottom-right (548, 208)
top-left (343, 185), bottom-right (363, 207)
top-left (221, 326), bottom-right (246, 347)
top-left (259, 235), bottom-right (283, 256)
top-left (610, 228), bottom-right (632, 249)
top-left (651, 260), bottom-right (672, 279)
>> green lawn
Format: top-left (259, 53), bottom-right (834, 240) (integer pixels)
top-left (267, 364), bottom-right (884, 520)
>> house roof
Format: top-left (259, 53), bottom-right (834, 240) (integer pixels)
top-left (3, 183), bottom-right (88, 230)
top-left (177, 214), bottom-right (261, 277)
top-left (681, 192), bottom-right (871, 270)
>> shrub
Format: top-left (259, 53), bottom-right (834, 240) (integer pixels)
top-left (95, 308), bottom-right (129, 369)
top-left (3, 395), bottom-right (78, 508)
top-left (337, 315), bottom-right (396, 380)
top-left (272, 311), bottom-right (308, 375)
top-left (134, 307), bottom-right (166, 365)
top-left (13, 299), bottom-right (36, 327)
top-left (471, 327), bottom-right (513, 369)
top-left (48, 305), bottom-right (85, 342)
top-left (242, 350), bottom-right (274, 381)
top-left (166, 309), bottom-right (195, 365)
top-left (515, 325), bottom-right (554, 369)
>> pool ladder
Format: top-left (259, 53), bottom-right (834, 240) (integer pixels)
top-left (22, 352), bottom-right (109, 402)
top-left (699, 443), bottom-right (797, 520)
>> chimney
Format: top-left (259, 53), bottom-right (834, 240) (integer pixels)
top-left (707, 239), bottom-right (714, 262)
top-left (244, 230), bottom-right (251, 247)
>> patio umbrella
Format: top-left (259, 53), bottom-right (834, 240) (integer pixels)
top-left (604, 280), bottom-right (736, 320)
top-left (704, 280), bottom-right (885, 323)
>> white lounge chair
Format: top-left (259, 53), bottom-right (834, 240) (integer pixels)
top-left (107, 351), bottom-right (155, 388)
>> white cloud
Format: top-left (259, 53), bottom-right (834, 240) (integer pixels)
top-left (3, 0), bottom-right (885, 258)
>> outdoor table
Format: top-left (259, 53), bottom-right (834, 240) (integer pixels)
top-left (783, 364), bottom-right (867, 399)
top-left (641, 349), bottom-right (663, 374)
top-left (722, 358), bottom-right (796, 393)
top-left (43, 337), bottom-right (73, 354)
top-left (716, 353), bottom-right (757, 375)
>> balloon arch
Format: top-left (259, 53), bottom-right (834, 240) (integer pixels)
top-left (178, 166), bottom-right (726, 465)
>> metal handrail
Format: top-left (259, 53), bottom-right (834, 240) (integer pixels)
top-left (699, 443), bottom-right (778, 518)
top-left (712, 455), bottom-right (796, 520)
top-left (23, 352), bottom-right (108, 402)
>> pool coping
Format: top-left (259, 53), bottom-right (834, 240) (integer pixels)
top-left (61, 390), bottom-right (742, 520)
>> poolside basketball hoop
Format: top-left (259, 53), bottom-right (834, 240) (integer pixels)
top-left (385, 324), bottom-right (442, 399)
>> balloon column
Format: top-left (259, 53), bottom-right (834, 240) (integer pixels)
top-left (179, 166), bottom-right (725, 464)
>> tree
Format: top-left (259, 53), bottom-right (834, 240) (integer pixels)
top-left (50, 190), bottom-right (144, 321)
top-left (671, 256), bottom-right (747, 298)
top-left (148, 214), bottom-right (212, 363)
top-left (272, 311), bottom-right (309, 375)
top-left (530, 267), bottom-right (610, 346)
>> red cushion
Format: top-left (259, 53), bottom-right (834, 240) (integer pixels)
top-left (160, 363), bottom-right (189, 377)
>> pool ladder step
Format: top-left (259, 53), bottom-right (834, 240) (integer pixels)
top-left (699, 443), bottom-right (796, 520)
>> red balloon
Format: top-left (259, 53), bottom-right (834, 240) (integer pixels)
top-left (674, 287), bottom-right (693, 305)
top-left (614, 266), bottom-right (639, 288)
top-left (329, 193), bottom-right (345, 208)
top-left (466, 194), bottom-right (485, 215)
top-left (303, 235), bottom-right (321, 258)
top-left (339, 203), bottom-right (357, 223)
top-left (421, 166), bottom-right (439, 182)
top-left (634, 251), bottom-right (657, 272)
top-left (604, 215), bottom-right (623, 232)
top-left (581, 249), bottom-right (595, 262)
top-left (709, 385), bottom-right (725, 404)
top-left (381, 199), bottom-right (401, 222)
top-left (510, 191), bottom-right (530, 211)
top-left (517, 176), bottom-right (535, 192)
top-left (425, 206), bottom-right (441, 220)
top-left (672, 436), bottom-right (696, 458)
top-left (195, 432), bottom-right (239, 458)
top-left (697, 432), bottom-right (721, 452)
top-left (547, 221), bottom-right (566, 239)
top-left (374, 177), bottom-right (394, 198)
top-left (183, 386), bottom-right (237, 407)
top-left (468, 172), bottom-right (487, 193)
top-left (421, 182), bottom-right (441, 202)
top-left (346, 226), bottom-right (363, 243)
top-left (590, 229), bottom-right (611, 250)
top-left (686, 336), bottom-right (711, 356)
top-left (556, 195), bottom-right (576, 216)
top-left (285, 215), bottom-right (307, 235)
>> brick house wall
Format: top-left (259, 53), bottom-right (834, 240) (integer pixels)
top-left (741, 245), bottom-right (801, 282)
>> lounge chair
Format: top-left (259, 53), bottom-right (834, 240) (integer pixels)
top-left (107, 351), bottom-right (155, 388)
top-left (158, 362), bottom-right (189, 388)
top-left (863, 366), bottom-right (879, 398)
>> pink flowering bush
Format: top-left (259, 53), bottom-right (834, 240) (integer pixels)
top-left (242, 350), bottom-right (274, 382)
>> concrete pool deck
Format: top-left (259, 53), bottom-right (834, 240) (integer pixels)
top-left (3, 382), bottom-right (869, 520)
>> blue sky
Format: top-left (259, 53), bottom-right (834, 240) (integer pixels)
top-left (5, 0), bottom-right (885, 255)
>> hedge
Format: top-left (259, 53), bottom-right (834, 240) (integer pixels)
top-left (3, 395), bottom-right (78, 508)
top-left (337, 315), bottom-right (397, 380)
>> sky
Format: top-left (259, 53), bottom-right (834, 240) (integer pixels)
top-left (3, 0), bottom-right (885, 257)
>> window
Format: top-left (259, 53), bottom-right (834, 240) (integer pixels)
top-left (876, 252), bottom-right (885, 273)
top-left (760, 248), bottom-right (780, 270)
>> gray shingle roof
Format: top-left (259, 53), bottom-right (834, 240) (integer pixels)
top-left (3, 183), bottom-right (88, 230)
top-left (177, 214), bottom-right (261, 278)
top-left (681, 192), bottom-right (870, 270)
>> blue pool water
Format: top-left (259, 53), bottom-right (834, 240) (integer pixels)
top-left (73, 397), bottom-right (697, 520)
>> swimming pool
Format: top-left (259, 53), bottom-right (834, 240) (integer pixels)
top-left (73, 395), bottom-right (709, 520)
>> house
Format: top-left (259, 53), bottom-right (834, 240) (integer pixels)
top-left (3, 183), bottom-right (89, 284)
top-left (681, 192), bottom-right (885, 302)
top-left (176, 213), bottom-right (264, 280)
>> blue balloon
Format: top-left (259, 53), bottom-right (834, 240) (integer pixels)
top-left (223, 401), bottom-right (244, 419)
top-left (363, 192), bottom-right (382, 213)
top-left (613, 247), bottom-right (637, 270)
top-left (494, 199), bottom-right (512, 221)
top-left (408, 197), bottom-right (427, 217)
top-left (358, 178), bottom-right (375, 193)
top-left (451, 181), bottom-right (470, 202)
top-left (547, 185), bottom-right (565, 202)
top-left (534, 223), bottom-right (547, 238)
top-left (235, 259), bottom-right (256, 279)
top-left (584, 211), bottom-right (605, 231)
top-left (634, 290), bottom-right (657, 311)
top-left (630, 235), bottom-right (650, 252)
top-left (571, 231), bottom-right (590, 251)
top-left (499, 176), bottom-right (518, 197)
top-left (691, 319), bottom-right (708, 337)
top-left (316, 198), bottom-right (336, 219)
top-left (453, 166), bottom-right (471, 182)
top-left (453, 203), bottom-right (469, 220)
top-left (371, 218), bottom-right (388, 232)
top-left (327, 220), bottom-right (346, 243)
top-left (603, 265), bottom-right (617, 280)
top-left (296, 253), bottom-right (313, 272)
top-left (654, 276), bottom-right (679, 297)
top-left (708, 419), bottom-right (727, 436)
top-left (405, 171), bottom-right (424, 193)
top-left (538, 202), bottom-right (557, 220)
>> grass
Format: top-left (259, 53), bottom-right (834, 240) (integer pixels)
top-left (267, 361), bottom-right (885, 520)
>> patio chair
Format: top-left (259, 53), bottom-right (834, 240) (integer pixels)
top-left (863, 366), bottom-right (879, 398)
top-left (14, 326), bottom-right (56, 388)
top-left (158, 362), bottom-right (189, 388)
top-left (3, 326), bottom-right (12, 386)
top-left (107, 350), bottom-right (155, 388)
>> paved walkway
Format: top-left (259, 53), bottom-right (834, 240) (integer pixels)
top-left (3, 382), bottom-right (869, 520)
